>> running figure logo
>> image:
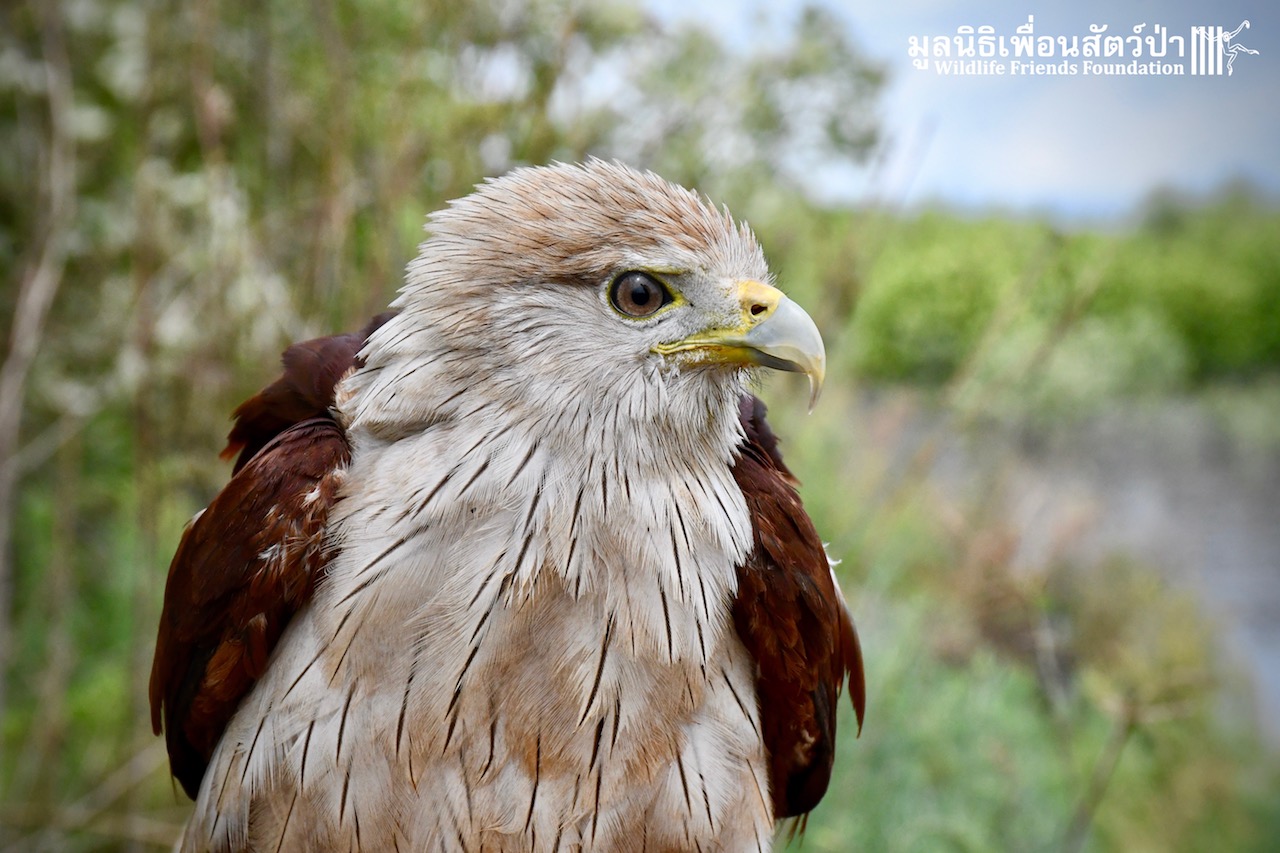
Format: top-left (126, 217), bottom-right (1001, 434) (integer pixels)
top-left (1192, 20), bottom-right (1259, 76)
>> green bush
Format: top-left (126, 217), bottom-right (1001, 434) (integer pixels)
top-left (758, 196), bottom-right (1280, 405)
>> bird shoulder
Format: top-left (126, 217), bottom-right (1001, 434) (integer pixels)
top-left (147, 316), bottom-right (392, 798)
top-left (731, 394), bottom-right (866, 819)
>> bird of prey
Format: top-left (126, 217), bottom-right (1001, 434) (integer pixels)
top-left (150, 160), bottom-right (864, 851)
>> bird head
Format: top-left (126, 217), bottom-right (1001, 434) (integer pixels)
top-left (341, 161), bottom-right (824, 457)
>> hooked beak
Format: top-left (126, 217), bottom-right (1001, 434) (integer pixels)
top-left (653, 280), bottom-right (826, 410)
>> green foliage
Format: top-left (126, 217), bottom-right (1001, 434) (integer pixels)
top-left (783, 594), bottom-right (1280, 853)
top-left (851, 215), bottom-right (1042, 382)
top-left (769, 197), bottom-right (1280, 417)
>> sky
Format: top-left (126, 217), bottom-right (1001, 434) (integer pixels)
top-left (647, 0), bottom-right (1280, 219)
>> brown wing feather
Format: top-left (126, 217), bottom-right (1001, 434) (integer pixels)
top-left (731, 395), bottom-right (866, 819)
top-left (149, 316), bottom-right (391, 798)
top-left (149, 417), bottom-right (349, 797)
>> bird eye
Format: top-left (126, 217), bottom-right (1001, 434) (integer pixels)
top-left (609, 272), bottom-right (673, 318)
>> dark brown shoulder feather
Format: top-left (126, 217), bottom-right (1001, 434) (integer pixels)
top-left (731, 394), bottom-right (866, 820)
top-left (149, 418), bottom-right (348, 798)
top-left (222, 311), bottom-right (395, 473)
top-left (149, 316), bottom-right (390, 798)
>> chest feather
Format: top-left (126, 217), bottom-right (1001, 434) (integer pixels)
top-left (185, 424), bottom-right (775, 851)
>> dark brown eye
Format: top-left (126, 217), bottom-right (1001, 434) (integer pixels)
top-left (609, 271), bottom-right (673, 318)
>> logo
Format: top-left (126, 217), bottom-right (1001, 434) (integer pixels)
top-left (908, 16), bottom-right (1260, 78)
top-left (1191, 21), bottom-right (1259, 75)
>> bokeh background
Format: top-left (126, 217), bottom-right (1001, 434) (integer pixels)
top-left (2, 0), bottom-right (1278, 850)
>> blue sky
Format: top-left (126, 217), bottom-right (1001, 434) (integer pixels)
top-left (648, 0), bottom-right (1280, 218)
